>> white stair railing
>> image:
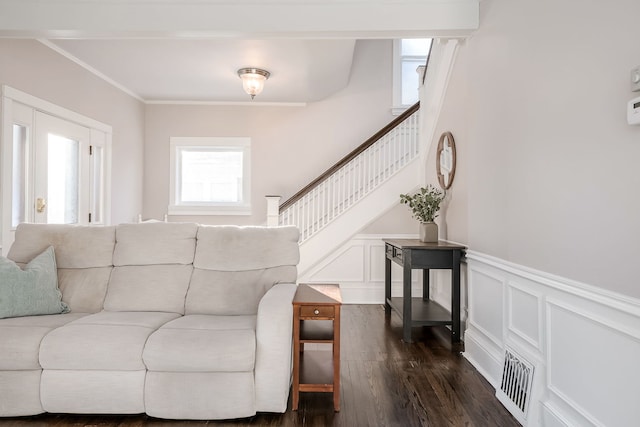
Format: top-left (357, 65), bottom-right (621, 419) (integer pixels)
top-left (275, 106), bottom-right (419, 243)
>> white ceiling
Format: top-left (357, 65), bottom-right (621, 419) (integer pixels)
top-left (45, 38), bottom-right (357, 103)
top-left (1, 0), bottom-right (479, 104)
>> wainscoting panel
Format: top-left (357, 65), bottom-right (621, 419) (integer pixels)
top-left (546, 299), bottom-right (640, 427)
top-left (468, 266), bottom-right (505, 349)
top-left (307, 244), bottom-right (366, 282)
top-left (369, 243), bottom-right (387, 283)
top-left (464, 251), bottom-right (640, 427)
top-left (507, 279), bottom-right (542, 350)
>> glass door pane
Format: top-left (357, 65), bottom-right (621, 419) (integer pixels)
top-left (11, 124), bottom-right (28, 228)
top-left (91, 145), bottom-right (103, 224)
top-left (34, 111), bottom-right (90, 225)
top-left (47, 134), bottom-right (79, 224)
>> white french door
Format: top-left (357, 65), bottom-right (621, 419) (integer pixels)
top-left (1, 86), bottom-right (111, 254)
top-left (34, 112), bottom-right (91, 225)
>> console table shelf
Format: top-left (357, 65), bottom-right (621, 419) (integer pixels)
top-left (386, 297), bottom-right (452, 326)
top-left (299, 351), bottom-right (334, 391)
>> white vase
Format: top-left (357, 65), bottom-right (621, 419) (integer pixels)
top-left (419, 222), bottom-right (438, 243)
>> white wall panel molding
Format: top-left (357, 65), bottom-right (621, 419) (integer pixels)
top-left (506, 279), bottom-right (543, 351)
top-left (464, 251), bottom-right (640, 427)
top-left (305, 242), bottom-right (366, 283)
top-left (547, 298), bottom-right (640, 346)
top-left (467, 264), bottom-right (505, 348)
top-left (545, 299), bottom-right (640, 427)
top-left (368, 242), bottom-right (387, 283)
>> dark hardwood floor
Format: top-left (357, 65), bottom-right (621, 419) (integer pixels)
top-left (0, 305), bottom-right (519, 427)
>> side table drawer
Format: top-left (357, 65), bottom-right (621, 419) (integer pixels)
top-left (385, 244), bottom-right (402, 258)
top-left (300, 305), bottom-right (335, 318)
top-left (385, 244), bottom-right (394, 258)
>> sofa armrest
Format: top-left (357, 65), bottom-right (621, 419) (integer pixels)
top-left (254, 282), bottom-right (297, 413)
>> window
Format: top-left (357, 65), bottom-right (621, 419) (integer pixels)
top-left (169, 137), bottom-right (251, 215)
top-left (392, 38), bottom-right (432, 114)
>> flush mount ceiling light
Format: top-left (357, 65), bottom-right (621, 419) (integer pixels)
top-left (237, 67), bottom-right (270, 100)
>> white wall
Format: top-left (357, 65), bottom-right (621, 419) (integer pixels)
top-left (143, 40), bottom-right (396, 224)
top-left (0, 39), bottom-right (145, 225)
top-left (431, 0), bottom-right (640, 299)
top-left (423, 1), bottom-right (640, 425)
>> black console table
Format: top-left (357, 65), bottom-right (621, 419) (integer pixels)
top-left (383, 239), bottom-right (466, 343)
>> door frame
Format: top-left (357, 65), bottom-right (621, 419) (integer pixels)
top-left (1, 85), bottom-right (112, 254)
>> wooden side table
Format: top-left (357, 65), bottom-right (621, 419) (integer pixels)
top-left (292, 283), bottom-right (342, 411)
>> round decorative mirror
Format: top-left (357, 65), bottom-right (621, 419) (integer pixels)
top-left (436, 131), bottom-right (457, 190)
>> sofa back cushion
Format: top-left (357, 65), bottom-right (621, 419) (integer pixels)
top-left (112, 222), bottom-right (197, 266)
top-left (103, 222), bottom-right (197, 314)
top-left (8, 224), bottom-right (116, 313)
top-left (186, 226), bottom-right (299, 315)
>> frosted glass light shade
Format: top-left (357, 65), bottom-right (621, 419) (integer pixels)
top-left (237, 68), bottom-right (270, 99)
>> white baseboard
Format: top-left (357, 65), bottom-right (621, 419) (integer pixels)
top-left (462, 328), bottom-right (502, 388)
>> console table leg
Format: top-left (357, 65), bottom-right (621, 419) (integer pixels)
top-left (403, 257), bottom-right (413, 343)
top-left (451, 250), bottom-right (461, 342)
top-left (422, 268), bottom-right (430, 300)
top-left (384, 255), bottom-right (392, 315)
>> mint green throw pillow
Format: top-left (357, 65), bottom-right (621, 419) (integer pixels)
top-left (0, 246), bottom-right (69, 319)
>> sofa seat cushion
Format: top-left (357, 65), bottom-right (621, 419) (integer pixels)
top-left (0, 313), bottom-right (88, 370)
top-left (39, 311), bottom-right (180, 370)
top-left (143, 315), bottom-right (256, 373)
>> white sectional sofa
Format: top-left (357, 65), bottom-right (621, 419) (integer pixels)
top-left (0, 222), bottom-right (300, 420)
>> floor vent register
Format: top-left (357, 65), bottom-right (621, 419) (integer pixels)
top-left (496, 347), bottom-right (534, 424)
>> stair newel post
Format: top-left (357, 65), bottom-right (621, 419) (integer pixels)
top-left (265, 195), bottom-right (281, 227)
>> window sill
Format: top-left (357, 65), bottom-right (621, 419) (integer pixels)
top-left (168, 205), bottom-right (252, 216)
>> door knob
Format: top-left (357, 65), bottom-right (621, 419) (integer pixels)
top-left (36, 198), bottom-right (46, 213)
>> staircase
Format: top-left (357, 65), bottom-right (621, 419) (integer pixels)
top-left (267, 39), bottom-right (460, 278)
top-left (278, 104), bottom-right (419, 275)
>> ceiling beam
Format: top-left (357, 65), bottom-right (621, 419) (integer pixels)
top-left (0, 0), bottom-right (479, 39)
